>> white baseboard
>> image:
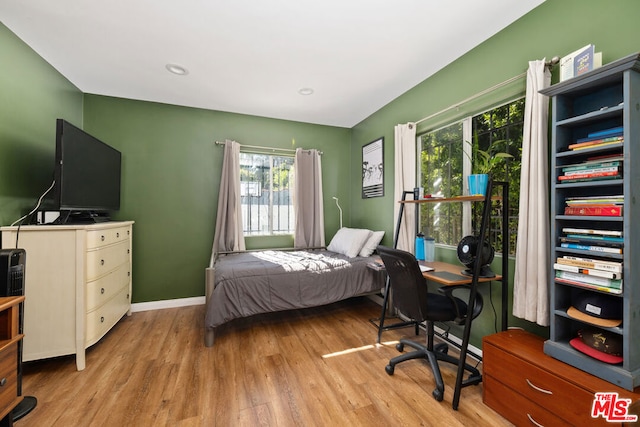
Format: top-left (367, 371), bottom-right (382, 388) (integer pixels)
top-left (131, 296), bottom-right (205, 313)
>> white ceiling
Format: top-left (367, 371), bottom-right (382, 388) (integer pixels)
top-left (1, 1), bottom-right (545, 128)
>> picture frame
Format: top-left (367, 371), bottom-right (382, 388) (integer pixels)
top-left (362, 137), bottom-right (384, 198)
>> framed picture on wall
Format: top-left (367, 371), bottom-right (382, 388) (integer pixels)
top-left (362, 137), bottom-right (384, 198)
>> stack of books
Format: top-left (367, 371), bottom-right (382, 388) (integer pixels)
top-left (567, 126), bottom-right (624, 152)
top-left (555, 228), bottom-right (623, 294)
top-left (557, 153), bottom-right (623, 183)
top-left (564, 194), bottom-right (624, 217)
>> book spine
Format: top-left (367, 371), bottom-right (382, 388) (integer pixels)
top-left (570, 140), bottom-right (623, 151)
top-left (563, 206), bottom-right (623, 216)
top-left (555, 271), bottom-right (622, 288)
top-left (570, 136), bottom-right (623, 148)
top-left (565, 234), bottom-right (624, 243)
top-left (588, 126), bottom-right (624, 138)
top-left (555, 278), bottom-right (623, 294)
top-left (559, 243), bottom-right (622, 254)
top-left (558, 170), bottom-right (619, 181)
top-left (561, 228), bottom-right (623, 237)
top-left (562, 161), bottom-right (621, 173)
top-left (553, 263), bottom-right (621, 279)
top-left (559, 256), bottom-right (622, 273)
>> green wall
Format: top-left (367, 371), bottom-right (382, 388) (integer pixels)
top-left (82, 95), bottom-right (351, 302)
top-left (0, 23), bottom-right (83, 226)
top-left (350, 0), bottom-right (640, 345)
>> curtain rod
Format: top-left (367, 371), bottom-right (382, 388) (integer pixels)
top-left (414, 56), bottom-right (559, 127)
top-left (214, 140), bottom-right (322, 155)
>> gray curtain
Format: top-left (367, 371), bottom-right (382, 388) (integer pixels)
top-left (513, 60), bottom-right (551, 326)
top-left (293, 148), bottom-right (325, 248)
top-left (210, 140), bottom-right (245, 266)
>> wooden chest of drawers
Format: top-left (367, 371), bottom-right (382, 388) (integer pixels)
top-left (0, 297), bottom-right (24, 422)
top-left (483, 329), bottom-right (640, 426)
top-left (1, 221), bottom-right (133, 371)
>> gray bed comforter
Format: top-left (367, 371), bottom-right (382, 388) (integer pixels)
top-left (205, 249), bottom-right (384, 329)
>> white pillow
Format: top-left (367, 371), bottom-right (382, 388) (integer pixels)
top-left (327, 227), bottom-right (373, 258)
top-left (358, 231), bottom-right (385, 257)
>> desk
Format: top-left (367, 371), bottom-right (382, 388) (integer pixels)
top-left (420, 261), bottom-right (502, 286)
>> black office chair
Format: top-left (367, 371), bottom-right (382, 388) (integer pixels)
top-left (376, 245), bottom-right (483, 402)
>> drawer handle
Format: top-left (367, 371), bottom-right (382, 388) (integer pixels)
top-left (101, 288), bottom-right (105, 294)
top-left (100, 316), bottom-right (105, 323)
top-left (127, 249), bottom-right (130, 254)
top-left (526, 378), bottom-right (553, 395)
top-left (116, 232), bottom-right (120, 238)
top-left (101, 259), bottom-right (105, 266)
top-left (0, 378), bottom-right (5, 387)
top-left (101, 235), bottom-right (105, 241)
top-left (526, 413), bottom-right (544, 427)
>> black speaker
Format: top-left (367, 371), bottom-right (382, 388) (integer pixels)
top-left (0, 249), bottom-right (36, 422)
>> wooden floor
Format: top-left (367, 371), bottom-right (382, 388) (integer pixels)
top-left (18, 298), bottom-right (513, 426)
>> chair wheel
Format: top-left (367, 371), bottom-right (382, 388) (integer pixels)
top-left (385, 364), bottom-right (394, 375)
top-left (396, 343), bottom-right (404, 352)
top-left (432, 388), bottom-right (444, 401)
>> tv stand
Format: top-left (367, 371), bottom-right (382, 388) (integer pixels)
top-left (56, 211), bottom-right (111, 225)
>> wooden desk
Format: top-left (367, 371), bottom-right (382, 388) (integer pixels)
top-left (419, 261), bottom-right (502, 286)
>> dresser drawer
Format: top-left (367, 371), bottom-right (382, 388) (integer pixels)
top-left (86, 225), bottom-right (132, 249)
top-left (86, 286), bottom-right (131, 345)
top-left (86, 240), bottom-right (130, 281)
top-left (86, 262), bottom-right (131, 312)
top-left (484, 340), bottom-right (597, 424)
top-left (0, 342), bottom-right (18, 415)
top-left (484, 374), bottom-right (567, 427)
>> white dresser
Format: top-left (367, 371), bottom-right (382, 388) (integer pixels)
top-left (0, 221), bottom-right (133, 370)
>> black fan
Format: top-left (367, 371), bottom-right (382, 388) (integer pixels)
top-left (456, 235), bottom-right (495, 278)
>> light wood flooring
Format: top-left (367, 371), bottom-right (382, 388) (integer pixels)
top-left (18, 297), bottom-right (513, 426)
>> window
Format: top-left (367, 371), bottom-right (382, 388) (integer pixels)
top-left (240, 153), bottom-right (294, 235)
top-left (419, 98), bottom-right (524, 255)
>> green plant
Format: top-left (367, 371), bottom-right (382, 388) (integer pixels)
top-left (465, 139), bottom-right (513, 175)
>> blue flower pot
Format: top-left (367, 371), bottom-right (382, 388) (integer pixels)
top-left (468, 174), bottom-right (488, 196)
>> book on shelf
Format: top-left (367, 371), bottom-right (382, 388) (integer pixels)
top-left (569, 140), bottom-right (623, 151)
top-left (555, 270), bottom-right (622, 288)
top-left (559, 236), bottom-right (623, 248)
top-left (561, 227), bottom-right (622, 237)
top-left (557, 255), bottom-right (622, 273)
top-left (560, 44), bottom-right (602, 81)
top-left (587, 126), bottom-right (624, 139)
top-left (565, 195), bottom-right (624, 203)
top-left (565, 233), bottom-right (624, 243)
top-left (555, 277), bottom-right (622, 294)
top-left (558, 170), bottom-right (620, 182)
top-left (553, 263), bottom-right (622, 279)
top-left (569, 135), bottom-right (623, 149)
top-left (562, 162), bottom-right (621, 173)
top-left (563, 205), bottom-right (623, 216)
top-left (560, 242), bottom-right (622, 254)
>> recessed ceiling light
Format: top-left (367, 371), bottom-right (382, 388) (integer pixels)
top-left (298, 87), bottom-right (314, 96)
top-left (166, 64), bottom-right (189, 75)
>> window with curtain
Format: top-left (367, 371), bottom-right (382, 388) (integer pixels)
top-left (418, 98), bottom-right (524, 255)
top-left (240, 152), bottom-right (294, 235)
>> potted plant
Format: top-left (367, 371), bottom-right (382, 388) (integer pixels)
top-left (466, 139), bottom-right (513, 196)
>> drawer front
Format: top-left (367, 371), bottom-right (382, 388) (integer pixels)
top-left (484, 342), bottom-right (608, 426)
top-left (0, 342), bottom-right (18, 414)
top-left (86, 262), bottom-right (131, 312)
top-left (86, 240), bottom-right (131, 281)
top-left (86, 286), bottom-right (131, 346)
top-left (86, 225), bottom-right (132, 249)
top-left (484, 374), bottom-right (571, 427)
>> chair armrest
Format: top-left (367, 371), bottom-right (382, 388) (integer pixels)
top-left (438, 284), bottom-right (484, 322)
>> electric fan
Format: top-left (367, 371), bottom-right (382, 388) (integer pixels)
top-left (456, 235), bottom-right (496, 278)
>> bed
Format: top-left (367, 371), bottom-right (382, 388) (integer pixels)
top-left (204, 228), bottom-right (386, 347)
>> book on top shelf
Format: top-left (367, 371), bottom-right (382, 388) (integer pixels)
top-left (559, 236), bottom-right (623, 248)
top-left (569, 136), bottom-right (623, 150)
top-left (561, 227), bottom-right (622, 237)
top-left (588, 126), bottom-right (624, 138)
top-left (565, 234), bottom-right (623, 243)
top-left (563, 205), bottom-right (623, 216)
top-left (560, 242), bottom-right (622, 254)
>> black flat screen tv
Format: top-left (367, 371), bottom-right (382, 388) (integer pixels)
top-left (46, 119), bottom-right (121, 221)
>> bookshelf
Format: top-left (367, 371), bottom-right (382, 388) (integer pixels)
top-left (541, 52), bottom-right (640, 390)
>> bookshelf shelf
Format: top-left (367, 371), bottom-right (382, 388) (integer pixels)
top-left (541, 52), bottom-right (640, 390)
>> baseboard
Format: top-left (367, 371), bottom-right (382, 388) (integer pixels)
top-left (131, 296), bottom-right (205, 313)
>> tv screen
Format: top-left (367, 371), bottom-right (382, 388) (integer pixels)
top-left (49, 119), bottom-right (121, 215)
